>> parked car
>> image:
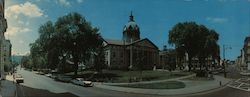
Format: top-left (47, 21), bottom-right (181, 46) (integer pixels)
top-left (71, 78), bottom-right (85, 85)
top-left (82, 81), bottom-right (93, 87)
top-left (71, 78), bottom-right (93, 87)
top-left (15, 74), bottom-right (24, 84)
top-left (51, 74), bottom-right (57, 79)
top-left (55, 75), bottom-right (72, 83)
top-left (45, 73), bottom-right (52, 77)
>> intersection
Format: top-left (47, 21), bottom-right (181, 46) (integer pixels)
top-left (228, 78), bottom-right (250, 92)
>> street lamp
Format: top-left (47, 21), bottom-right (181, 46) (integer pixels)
top-left (222, 45), bottom-right (232, 78)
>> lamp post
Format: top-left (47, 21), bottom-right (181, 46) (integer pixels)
top-left (222, 45), bottom-right (232, 78)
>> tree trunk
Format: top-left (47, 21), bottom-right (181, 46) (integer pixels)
top-left (73, 54), bottom-right (78, 78)
top-left (188, 56), bottom-right (192, 71)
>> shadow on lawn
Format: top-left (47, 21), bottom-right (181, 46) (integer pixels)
top-left (73, 72), bottom-right (121, 82)
top-left (17, 84), bottom-right (79, 97)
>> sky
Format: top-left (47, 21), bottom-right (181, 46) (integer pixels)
top-left (4, 0), bottom-right (250, 60)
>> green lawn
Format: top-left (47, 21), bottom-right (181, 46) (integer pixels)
top-left (65, 70), bottom-right (193, 83)
top-left (112, 81), bottom-right (185, 89)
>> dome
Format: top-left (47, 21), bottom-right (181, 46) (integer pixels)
top-left (123, 21), bottom-right (139, 31)
top-left (122, 12), bottom-right (140, 43)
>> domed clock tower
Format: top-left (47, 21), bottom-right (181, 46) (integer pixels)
top-left (123, 12), bottom-right (140, 43)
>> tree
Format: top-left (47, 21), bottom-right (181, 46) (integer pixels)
top-left (29, 21), bottom-right (56, 70)
top-left (203, 30), bottom-right (220, 70)
top-left (21, 55), bottom-right (32, 69)
top-left (30, 42), bottom-right (45, 69)
top-left (169, 22), bottom-right (201, 71)
top-left (30, 12), bottom-right (104, 77)
top-left (168, 22), bottom-right (220, 72)
top-left (176, 46), bottom-right (185, 70)
top-left (93, 45), bottom-right (106, 73)
top-left (54, 12), bottom-right (103, 77)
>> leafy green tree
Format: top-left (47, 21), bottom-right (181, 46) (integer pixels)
top-left (21, 55), bottom-right (32, 69)
top-left (203, 30), bottom-right (220, 70)
top-left (53, 12), bottom-right (103, 77)
top-left (168, 22), bottom-right (220, 72)
top-left (176, 46), bottom-right (185, 70)
top-left (30, 12), bottom-right (103, 76)
top-left (169, 22), bottom-right (201, 71)
top-left (93, 45), bottom-right (106, 73)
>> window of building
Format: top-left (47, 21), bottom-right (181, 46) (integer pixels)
top-left (112, 52), bottom-right (116, 57)
top-left (120, 52), bottom-right (123, 58)
top-left (248, 42), bottom-right (250, 46)
top-left (247, 49), bottom-right (250, 54)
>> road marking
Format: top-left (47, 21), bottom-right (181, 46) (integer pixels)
top-left (227, 78), bottom-right (250, 92)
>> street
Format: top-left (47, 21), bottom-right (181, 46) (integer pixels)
top-left (16, 68), bottom-right (155, 97)
top-left (14, 67), bottom-right (249, 97)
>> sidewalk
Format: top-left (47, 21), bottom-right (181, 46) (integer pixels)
top-left (0, 75), bottom-right (16, 97)
top-left (103, 74), bottom-right (196, 85)
top-left (95, 75), bottom-right (231, 95)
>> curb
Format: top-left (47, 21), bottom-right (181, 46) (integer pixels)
top-left (174, 80), bottom-right (232, 97)
top-left (102, 74), bottom-right (196, 85)
top-left (95, 77), bottom-right (232, 96)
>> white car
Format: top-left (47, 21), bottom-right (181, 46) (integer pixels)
top-left (45, 73), bottom-right (52, 77)
top-left (83, 81), bottom-right (93, 87)
top-left (71, 78), bottom-right (93, 87)
top-left (15, 74), bottom-right (24, 83)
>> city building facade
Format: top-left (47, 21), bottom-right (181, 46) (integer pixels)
top-left (159, 47), bottom-right (177, 69)
top-left (3, 39), bottom-right (12, 69)
top-left (103, 13), bottom-right (159, 70)
top-left (0, 0), bottom-right (8, 79)
top-left (243, 36), bottom-right (250, 71)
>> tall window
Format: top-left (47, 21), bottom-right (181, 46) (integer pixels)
top-left (112, 52), bottom-right (116, 58)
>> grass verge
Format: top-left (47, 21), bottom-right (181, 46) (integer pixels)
top-left (112, 81), bottom-right (185, 89)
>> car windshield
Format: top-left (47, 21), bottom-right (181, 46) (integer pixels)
top-left (1, 0), bottom-right (250, 97)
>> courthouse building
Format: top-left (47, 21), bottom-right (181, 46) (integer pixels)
top-left (103, 13), bottom-right (159, 70)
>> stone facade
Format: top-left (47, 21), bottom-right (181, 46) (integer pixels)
top-left (243, 36), bottom-right (250, 71)
top-left (159, 49), bottom-right (177, 69)
top-left (0, 0), bottom-right (8, 79)
top-left (3, 40), bottom-right (11, 68)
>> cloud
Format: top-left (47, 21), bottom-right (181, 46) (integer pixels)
top-left (77, 0), bottom-right (84, 3)
top-left (5, 2), bottom-right (44, 18)
top-left (5, 27), bottom-right (32, 36)
top-left (184, 0), bottom-right (192, 1)
top-left (56, 0), bottom-right (71, 6)
top-left (218, 0), bottom-right (237, 2)
top-left (18, 40), bottom-right (24, 44)
top-left (206, 17), bottom-right (228, 23)
top-left (55, 0), bottom-right (84, 6)
top-left (17, 20), bottom-right (30, 26)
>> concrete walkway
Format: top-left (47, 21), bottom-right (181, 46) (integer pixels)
top-left (95, 75), bottom-right (231, 95)
top-left (0, 75), bottom-right (16, 97)
top-left (103, 74), bottom-right (196, 85)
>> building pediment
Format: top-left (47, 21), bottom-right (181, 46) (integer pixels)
top-left (131, 38), bottom-right (158, 49)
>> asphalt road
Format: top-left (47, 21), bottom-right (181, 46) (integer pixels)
top-left (15, 67), bottom-right (249, 97)
top-left (226, 64), bottom-right (243, 79)
top-left (16, 68), bottom-right (155, 97)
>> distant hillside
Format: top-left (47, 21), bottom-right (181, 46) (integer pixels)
top-left (11, 55), bottom-right (24, 64)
